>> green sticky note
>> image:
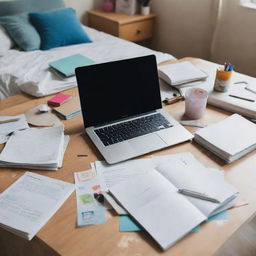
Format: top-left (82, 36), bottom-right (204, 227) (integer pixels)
top-left (79, 193), bottom-right (95, 204)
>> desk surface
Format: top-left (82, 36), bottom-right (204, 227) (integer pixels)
top-left (1, 58), bottom-right (256, 256)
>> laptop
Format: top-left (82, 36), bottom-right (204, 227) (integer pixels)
top-left (76, 55), bottom-right (193, 164)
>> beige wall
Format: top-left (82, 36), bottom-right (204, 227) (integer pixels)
top-left (211, 0), bottom-right (256, 76)
top-left (64, 0), bottom-right (102, 23)
top-left (151, 0), bottom-right (216, 60)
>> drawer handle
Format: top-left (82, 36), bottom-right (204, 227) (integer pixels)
top-left (136, 29), bottom-right (141, 35)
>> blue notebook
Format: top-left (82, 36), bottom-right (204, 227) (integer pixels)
top-left (49, 54), bottom-right (95, 78)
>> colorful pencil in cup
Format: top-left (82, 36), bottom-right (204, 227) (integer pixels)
top-left (214, 63), bottom-right (233, 92)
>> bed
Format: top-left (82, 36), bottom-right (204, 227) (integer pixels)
top-left (0, 0), bottom-right (175, 100)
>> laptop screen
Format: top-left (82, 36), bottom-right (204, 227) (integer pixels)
top-left (76, 55), bottom-right (162, 128)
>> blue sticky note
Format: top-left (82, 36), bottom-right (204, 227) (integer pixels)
top-left (191, 225), bottom-right (200, 232)
top-left (120, 215), bottom-right (142, 232)
top-left (207, 210), bottom-right (229, 222)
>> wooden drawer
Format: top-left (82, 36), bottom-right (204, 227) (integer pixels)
top-left (119, 19), bottom-right (154, 42)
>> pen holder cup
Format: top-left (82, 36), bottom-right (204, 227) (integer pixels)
top-left (214, 69), bottom-right (233, 92)
top-left (185, 88), bottom-right (208, 120)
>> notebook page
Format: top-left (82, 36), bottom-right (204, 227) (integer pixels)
top-left (0, 127), bottom-right (64, 164)
top-left (156, 162), bottom-right (238, 217)
top-left (0, 114), bottom-right (29, 144)
top-left (0, 172), bottom-right (74, 240)
top-left (110, 170), bottom-right (205, 250)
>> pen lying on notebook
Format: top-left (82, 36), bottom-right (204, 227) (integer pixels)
top-left (178, 189), bottom-right (220, 203)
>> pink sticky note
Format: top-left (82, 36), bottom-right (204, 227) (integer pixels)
top-left (48, 93), bottom-right (72, 107)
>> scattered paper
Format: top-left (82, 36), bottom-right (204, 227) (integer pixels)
top-left (0, 172), bottom-right (74, 240)
top-left (74, 169), bottom-right (106, 226)
top-left (0, 114), bottom-right (29, 144)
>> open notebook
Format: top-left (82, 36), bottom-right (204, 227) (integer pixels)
top-left (109, 161), bottom-right (238, 250)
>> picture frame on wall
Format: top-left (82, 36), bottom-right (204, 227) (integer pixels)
top-left (115, 0), bottom-right (138, 15)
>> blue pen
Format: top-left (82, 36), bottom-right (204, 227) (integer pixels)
top-left (228, 64), bottom-right (233, 71)
top-left (224, 62), bottom-right (228, 71)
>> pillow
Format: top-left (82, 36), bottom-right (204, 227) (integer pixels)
top-left (0, 25), bottom-right (15, 56)
top-left (0, 13), bottom-right (40, 51)
top-left (29, 8), bottom-right (92, 50)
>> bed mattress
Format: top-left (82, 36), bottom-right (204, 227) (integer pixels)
top-left (0, 26), bottom-right (175, 99)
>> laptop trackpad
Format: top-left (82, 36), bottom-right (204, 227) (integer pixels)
top-left (128, 134), bottom-right (166, 154)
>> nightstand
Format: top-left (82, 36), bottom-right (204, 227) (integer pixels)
top-left (87, 10), bottom-right (156, 43)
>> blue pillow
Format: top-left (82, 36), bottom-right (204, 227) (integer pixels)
top-left (29, 8), bottom-right (92, 50)
top-left (0, 13), bottom-right (40, 51)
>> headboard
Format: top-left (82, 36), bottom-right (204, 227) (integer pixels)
top-left (0, 0), bottom-right (65, 16)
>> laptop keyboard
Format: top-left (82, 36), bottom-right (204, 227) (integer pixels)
top-left (95, 113), bottom-right (173, 146)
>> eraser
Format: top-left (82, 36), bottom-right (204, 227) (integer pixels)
top-left (48, 93), bottom-right (72, 107)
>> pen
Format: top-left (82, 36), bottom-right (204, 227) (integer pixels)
top-left (228, 94), bottom-right (255, 102)
top-left (163, 96), bottom-right (184, 105)
top-left (0, 118), bottom-right (20, 124)
top-left (178, 189), bottom-right (220, 203)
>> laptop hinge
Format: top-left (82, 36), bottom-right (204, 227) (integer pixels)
top-left (94, 110), bottom-right (158, 128)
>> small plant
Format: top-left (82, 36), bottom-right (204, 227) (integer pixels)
top-left (137, 0), bottom-right (151, 7)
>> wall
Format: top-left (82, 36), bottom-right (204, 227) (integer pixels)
top-left (151, 0), bottom-right (216, 60)
top-left (211, 0), bottom-right (256, 76)
top-left (64, 0), bottom-right (101, 23)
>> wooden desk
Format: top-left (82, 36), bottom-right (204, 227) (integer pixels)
top-left (1, 58), bottom-right (256, 256)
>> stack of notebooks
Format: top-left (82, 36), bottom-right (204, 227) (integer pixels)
top-left (194, 114), bottom-right (256, 163)
top-left (0, 172), bottom-right (74, 240)
top-left (0, 126), bottom-right (69, 170)
top-left (52, 96), bottom-right (81, 119)
top-left (92, 152), bottom-right (238, 250)
top-left (158, 61), bottom-right (208, 88)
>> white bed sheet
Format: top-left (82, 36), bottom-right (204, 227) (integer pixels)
top-left (0, 26), bottom-right (175, 99)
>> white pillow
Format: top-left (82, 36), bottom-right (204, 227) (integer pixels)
top-left (0, 25), bottom-right (15, 56)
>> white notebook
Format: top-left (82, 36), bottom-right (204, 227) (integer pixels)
top-left (109, 163), bottom-right (238, 250)
top-left (0, 127), bottom-right (68, 170)
top-left (0, 172), bottom-right (74, 240)
top-left (208, 83), bottom-right (256, 119)
top-left (194, 114), bottom-right (256, 163)
top-left (158, 61), bottom-right (208, 87)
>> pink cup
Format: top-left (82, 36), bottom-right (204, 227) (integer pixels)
top-left (185, 88), bottom-right (208, 119)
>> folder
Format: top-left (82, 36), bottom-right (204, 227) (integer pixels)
top-left (49, 54), bottom-right (95, 78)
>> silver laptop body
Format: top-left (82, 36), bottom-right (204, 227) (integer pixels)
top-left (76, 55), bottom-right (193, 164)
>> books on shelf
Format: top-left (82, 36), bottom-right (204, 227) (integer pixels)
top-left (194, 114), bottom-right (256, 163)
top-left (109, 155), bottom-right (238, 250)
top-left (52, 96), bottom-right (81, 119)
top-left (0, 172), bottom-right (74, 240)
top-left (208, 82), bottom-right (256, 119)
top-left (49, 54), bottom-right (95, 78)
top-left (158, 61), bottom-right (208, 88)
top-left (0, 126), bottom-right (69, 170)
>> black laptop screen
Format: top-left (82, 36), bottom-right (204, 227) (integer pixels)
top-left (76, 55), bottom-right (162, 128)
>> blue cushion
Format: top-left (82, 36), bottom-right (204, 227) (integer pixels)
top-left (0, 13), bottom-right (40, 51)
top-left (29, 8), bottom-right (92, 50)
top-left (0, 0), bottom-right (65, 16)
